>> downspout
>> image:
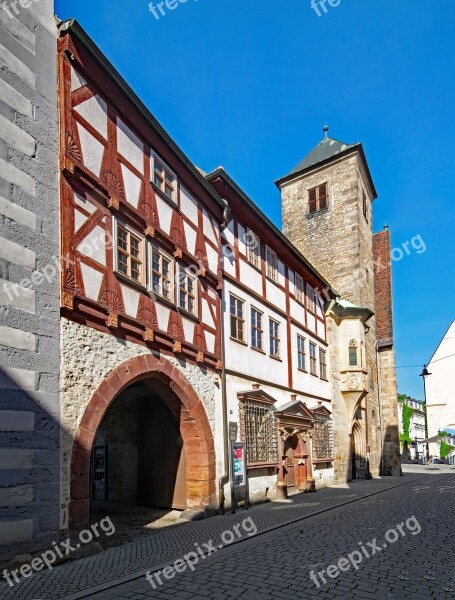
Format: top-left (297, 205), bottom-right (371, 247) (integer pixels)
top-left (218, 201), bottom-right (231, 513)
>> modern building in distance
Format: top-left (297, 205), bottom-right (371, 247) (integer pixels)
top-left (398, 397), bottom-right (426, 460)
top-left (425, 319), bottom-right (455, 457)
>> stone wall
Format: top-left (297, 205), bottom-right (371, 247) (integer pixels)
top-left (0, 1), bottom-right (60, 560)
top-left (60, 318), bottom-right (219, 531)
top-left (280, 151), bottom-right (385, 480)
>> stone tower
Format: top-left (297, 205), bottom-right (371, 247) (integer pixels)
top-left (276, 128), bottom-right (401, 479)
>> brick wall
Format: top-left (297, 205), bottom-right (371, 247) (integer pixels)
top-left (373, 229), bottom-right (394, 345)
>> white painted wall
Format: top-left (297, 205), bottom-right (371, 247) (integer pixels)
top-left (426, 320), bottom-right (455, 457)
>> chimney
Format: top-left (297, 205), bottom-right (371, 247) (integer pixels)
top-left (252, 383), bottom-right (260, 390)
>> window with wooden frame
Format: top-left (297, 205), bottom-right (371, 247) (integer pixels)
top-left (230, 295), bottom-right (245, 342)
top-left (242, 399), bottom-right (278, 465)
top-left (349, 340), bottom-right (358, 366)
top-left (306, 284), bottom-right (315, 313)
top-left (251, 307), bottom-right (263, 351)
top-left (319, 348), bottom-right (327, 380)
top-left (309, 342), bottom-right (317, 375)
top-left (152, 153), bottom-right (177, 203)
top-left (246, 228), bottom-right (261, 270)
top-left (295, 274), bottom-right (305, 304)
top-left (114, 220), bottom-right (145, 285)
top-left (265, 246), bottom-right (278, 282)
top-left (150, 246), bottom-right (173, 301)
top-left (178, 265), bottom-right (197, 316)
top-left (269, 318), bottom-right (280, 358)
top-left (308, 183), bottom-right (328, 215)
top-left (297, 335), bottom-right (306, 371)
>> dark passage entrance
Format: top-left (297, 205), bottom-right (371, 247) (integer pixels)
top-left (90, 382), bottom-right (187, 512)
top-left (137, 396), bottom-right (186, 509)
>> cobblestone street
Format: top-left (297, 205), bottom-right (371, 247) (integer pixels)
top-left (1, 466), bottom-right (453, 599)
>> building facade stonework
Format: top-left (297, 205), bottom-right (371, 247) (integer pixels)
top-left (277, 134), bottom-right (401, 479)
top-left (0, 1), bottom-right (60, 561)
top-left (1, 13), bottom-right (402, 563)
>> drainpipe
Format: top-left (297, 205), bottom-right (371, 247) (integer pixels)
top-left (218, 200), bottom-right (231, 513)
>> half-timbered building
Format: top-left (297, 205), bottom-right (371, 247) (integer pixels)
top-left (207, 169), bottom-right (337, 501)
top-left (58, 20), bottom-right (225, 530)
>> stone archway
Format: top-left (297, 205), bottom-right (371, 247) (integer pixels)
top-left (351, 421), bottom-right (366, 480)
top-left (70, 354), bottom-right (215, 529)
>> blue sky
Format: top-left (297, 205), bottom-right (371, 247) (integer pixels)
top-left (55, 0), bottom-right (454, 399)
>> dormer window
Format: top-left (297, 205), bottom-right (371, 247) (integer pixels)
top-left (308, 183), bottom-right (328, 215)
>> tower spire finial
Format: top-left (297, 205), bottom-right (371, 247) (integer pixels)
top-left (323, 124), bottom-right (329, 138)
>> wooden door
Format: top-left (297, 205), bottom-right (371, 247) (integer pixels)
top-left (284, 437), bottom-right (297, 491)
top-left (137, 396), bottom-right (187, 509)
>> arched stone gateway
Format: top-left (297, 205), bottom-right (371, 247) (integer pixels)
top-left (69, 354), bottom-right (216, 529)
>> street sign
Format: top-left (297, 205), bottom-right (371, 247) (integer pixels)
top-left (228, 421), bottom-right (238, 442)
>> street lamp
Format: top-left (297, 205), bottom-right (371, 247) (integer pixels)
top-left (419, 365), bottom-right (432, 462)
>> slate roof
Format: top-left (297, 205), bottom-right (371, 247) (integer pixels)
top-left (275, 130), bottom-right (377, 199)
top-left (281, 136), bottom-right (360, 180)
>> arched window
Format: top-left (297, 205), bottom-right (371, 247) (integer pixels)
top-left (349, 340), bottom-right (358, 366)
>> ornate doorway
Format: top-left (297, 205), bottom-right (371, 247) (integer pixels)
top-left (284, 435), bottom-right (298, 492)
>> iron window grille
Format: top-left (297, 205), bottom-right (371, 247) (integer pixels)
top-left (242, 400), bottom-right (278, 465)
top-left (313, 417), bottom-right (334, 460)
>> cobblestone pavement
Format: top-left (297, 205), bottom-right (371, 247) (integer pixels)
top-left (1, 467), bottom-right (453, 599)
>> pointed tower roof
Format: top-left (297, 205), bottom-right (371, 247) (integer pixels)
top-left (275, 126), bottom-right (377, 198)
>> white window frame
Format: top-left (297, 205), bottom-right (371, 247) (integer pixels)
top-left (297, 335), bottom-right (306, 371)
top-left (177, 264), bottom-right (198, 316)
top-left (149, 244), bottom-right (174, 301)
top-left (151, 151), bottom-right (178, 204)
top-left (266, 246), bottom-right (278, 282)
top-left (309, 341), bottom-right (317, 375)
top-left (246, 228), bottom-right (261, 270)
top-left (251, 306), bottom-right (264, 351)
top-left (269, 318), bottom-right (280, 358)
top-left (113, 217), bottom-right (146, 286)
top-left (295, 274), bottom-right (305, 304)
